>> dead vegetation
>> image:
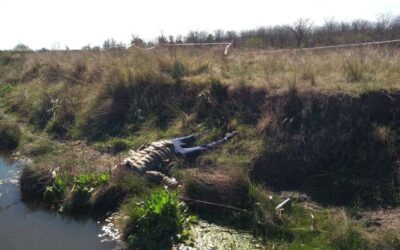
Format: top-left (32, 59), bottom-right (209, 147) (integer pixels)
top-left (1, 47), bottom-right (400, 249)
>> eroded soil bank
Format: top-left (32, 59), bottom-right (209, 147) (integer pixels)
top-left (6, 78), bottom-right (400, 249)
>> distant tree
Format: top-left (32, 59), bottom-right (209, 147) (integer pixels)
top-left (226, 30), bottom-right (238, 41)
top-left (376, 14), bottom-right (391, 40)
top-left (157, 34), bottom-right (167, 44)
top-left (175, 35), bottom-right (183, 44)
top-left (131, 35), bottom-right (145, 47)
top-left (13, 43), bottom-right (31, 51)
top-left (390, 15), bottom-right (400, 39)
top-left (103, 38), bottom-right (125, 50)
top-left (103, 39), bottom-right (114, 49)
top-left (214, 30), bottom-right (225, 42)
top-left (185, 31), bottom-right (200, 43)
top-left (81, 44), bottom-right (91, 50)
top-left (273, 25), bottom-right (291, 48)
top-left (324, 18), bottom-right (338, 45)
top-left (168, 35), bottom-right (175, 44)
top-left (289, 18), bottom-right (312, 47)
top-left (206, 34), bottom-right (214, 43)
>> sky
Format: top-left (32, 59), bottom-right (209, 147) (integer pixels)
top-left (1, 0), bottom-right (400, 50)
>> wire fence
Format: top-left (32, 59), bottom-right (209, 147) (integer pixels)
top-left (40, 38), bottom-right (400, 56)
top-left (250, 38), bottom-right (400, 54)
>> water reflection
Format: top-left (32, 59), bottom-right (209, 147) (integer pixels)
top-left (0, 156), bottom-right (116, 250)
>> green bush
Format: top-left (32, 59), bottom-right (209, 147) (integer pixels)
top-left (0, 120), bottom-right (21, 150)
top-left (125, 189), bottom-right (196, 250)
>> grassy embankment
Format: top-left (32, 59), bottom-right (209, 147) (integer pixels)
top-left (0, 47), bottom-right (400, 249)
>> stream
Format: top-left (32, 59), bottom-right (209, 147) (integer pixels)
top-left (0, 156), bottom-right (116, 250)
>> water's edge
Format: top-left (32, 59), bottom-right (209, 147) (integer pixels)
top-left (0, 156), bottom-right (116, 250)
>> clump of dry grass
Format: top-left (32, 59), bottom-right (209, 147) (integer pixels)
top-left (182, 167), bottom-right (251, 211)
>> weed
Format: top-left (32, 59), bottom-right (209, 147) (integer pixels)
top-left (124, 189), bottom-right (196, 250)
top-left (170, 60), bottom-right (186, 83)
top-left (74, 173), bottom-right (110, 193)
top-left (29, 91), bottom-right (55, 129)
top-left (44, 175), bottom-right (68, 201)
top-left (344, 58), bottom-right (366, 83)
top-left (0, 84), bottom-right (14, 98)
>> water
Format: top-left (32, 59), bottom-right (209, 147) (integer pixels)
top-left (0, 156), bottom-right (116, 250)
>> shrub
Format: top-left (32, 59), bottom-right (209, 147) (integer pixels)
top-left (70, 60), bottom-right (87, 82)
top-left (170, 61), bottom-right (186, 83)
top-left (43, 175), bottom-right (68, 201)
top-left (0, 120), bottom-right (21, 150)
top-left (40, 63), bottom-right (64, 82)
top-left (64, 172), bottom-right (110, 213)
top-left (125, 189), bottom-right (196, 250)
top-left (343, 58), bottom-right (365, 83)
top-left (29, 91), bottom-right (55, 129)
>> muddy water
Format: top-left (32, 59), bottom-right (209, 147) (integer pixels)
top-left (0, 156), bottom-right (115, 250)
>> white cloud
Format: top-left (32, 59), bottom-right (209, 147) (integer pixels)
top-left (1, 0), bottom-right (399, 49)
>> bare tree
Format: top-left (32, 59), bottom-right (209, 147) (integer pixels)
top-left (289, 18), bottom-right (312, 47)
top-left (376, 14), bottom-right (392, 40)
top-left (324, 17), bottom-right (338, 45)
top-left (214, 30), bottom-right (225, 42)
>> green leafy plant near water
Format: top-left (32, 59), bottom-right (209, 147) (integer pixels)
top-left (125, 189), bottom-right (197, 250)
top-left (75, 173), bottom-right (110, 193)
top-left (44, 175), bottom-right (68, 201)
top-left (43, 172), bottom-right (110, 201)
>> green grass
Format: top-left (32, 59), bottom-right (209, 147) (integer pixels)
top-left (2, 48), bottom-right (400, 249)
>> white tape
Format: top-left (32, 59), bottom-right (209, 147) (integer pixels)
top-left (251, 39), bottom-right (400, 54)
top-left (132, 42), bottom-right (233, 55)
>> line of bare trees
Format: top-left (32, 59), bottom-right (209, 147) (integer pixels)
top-left (138, 14), bottom-right (400, 49)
